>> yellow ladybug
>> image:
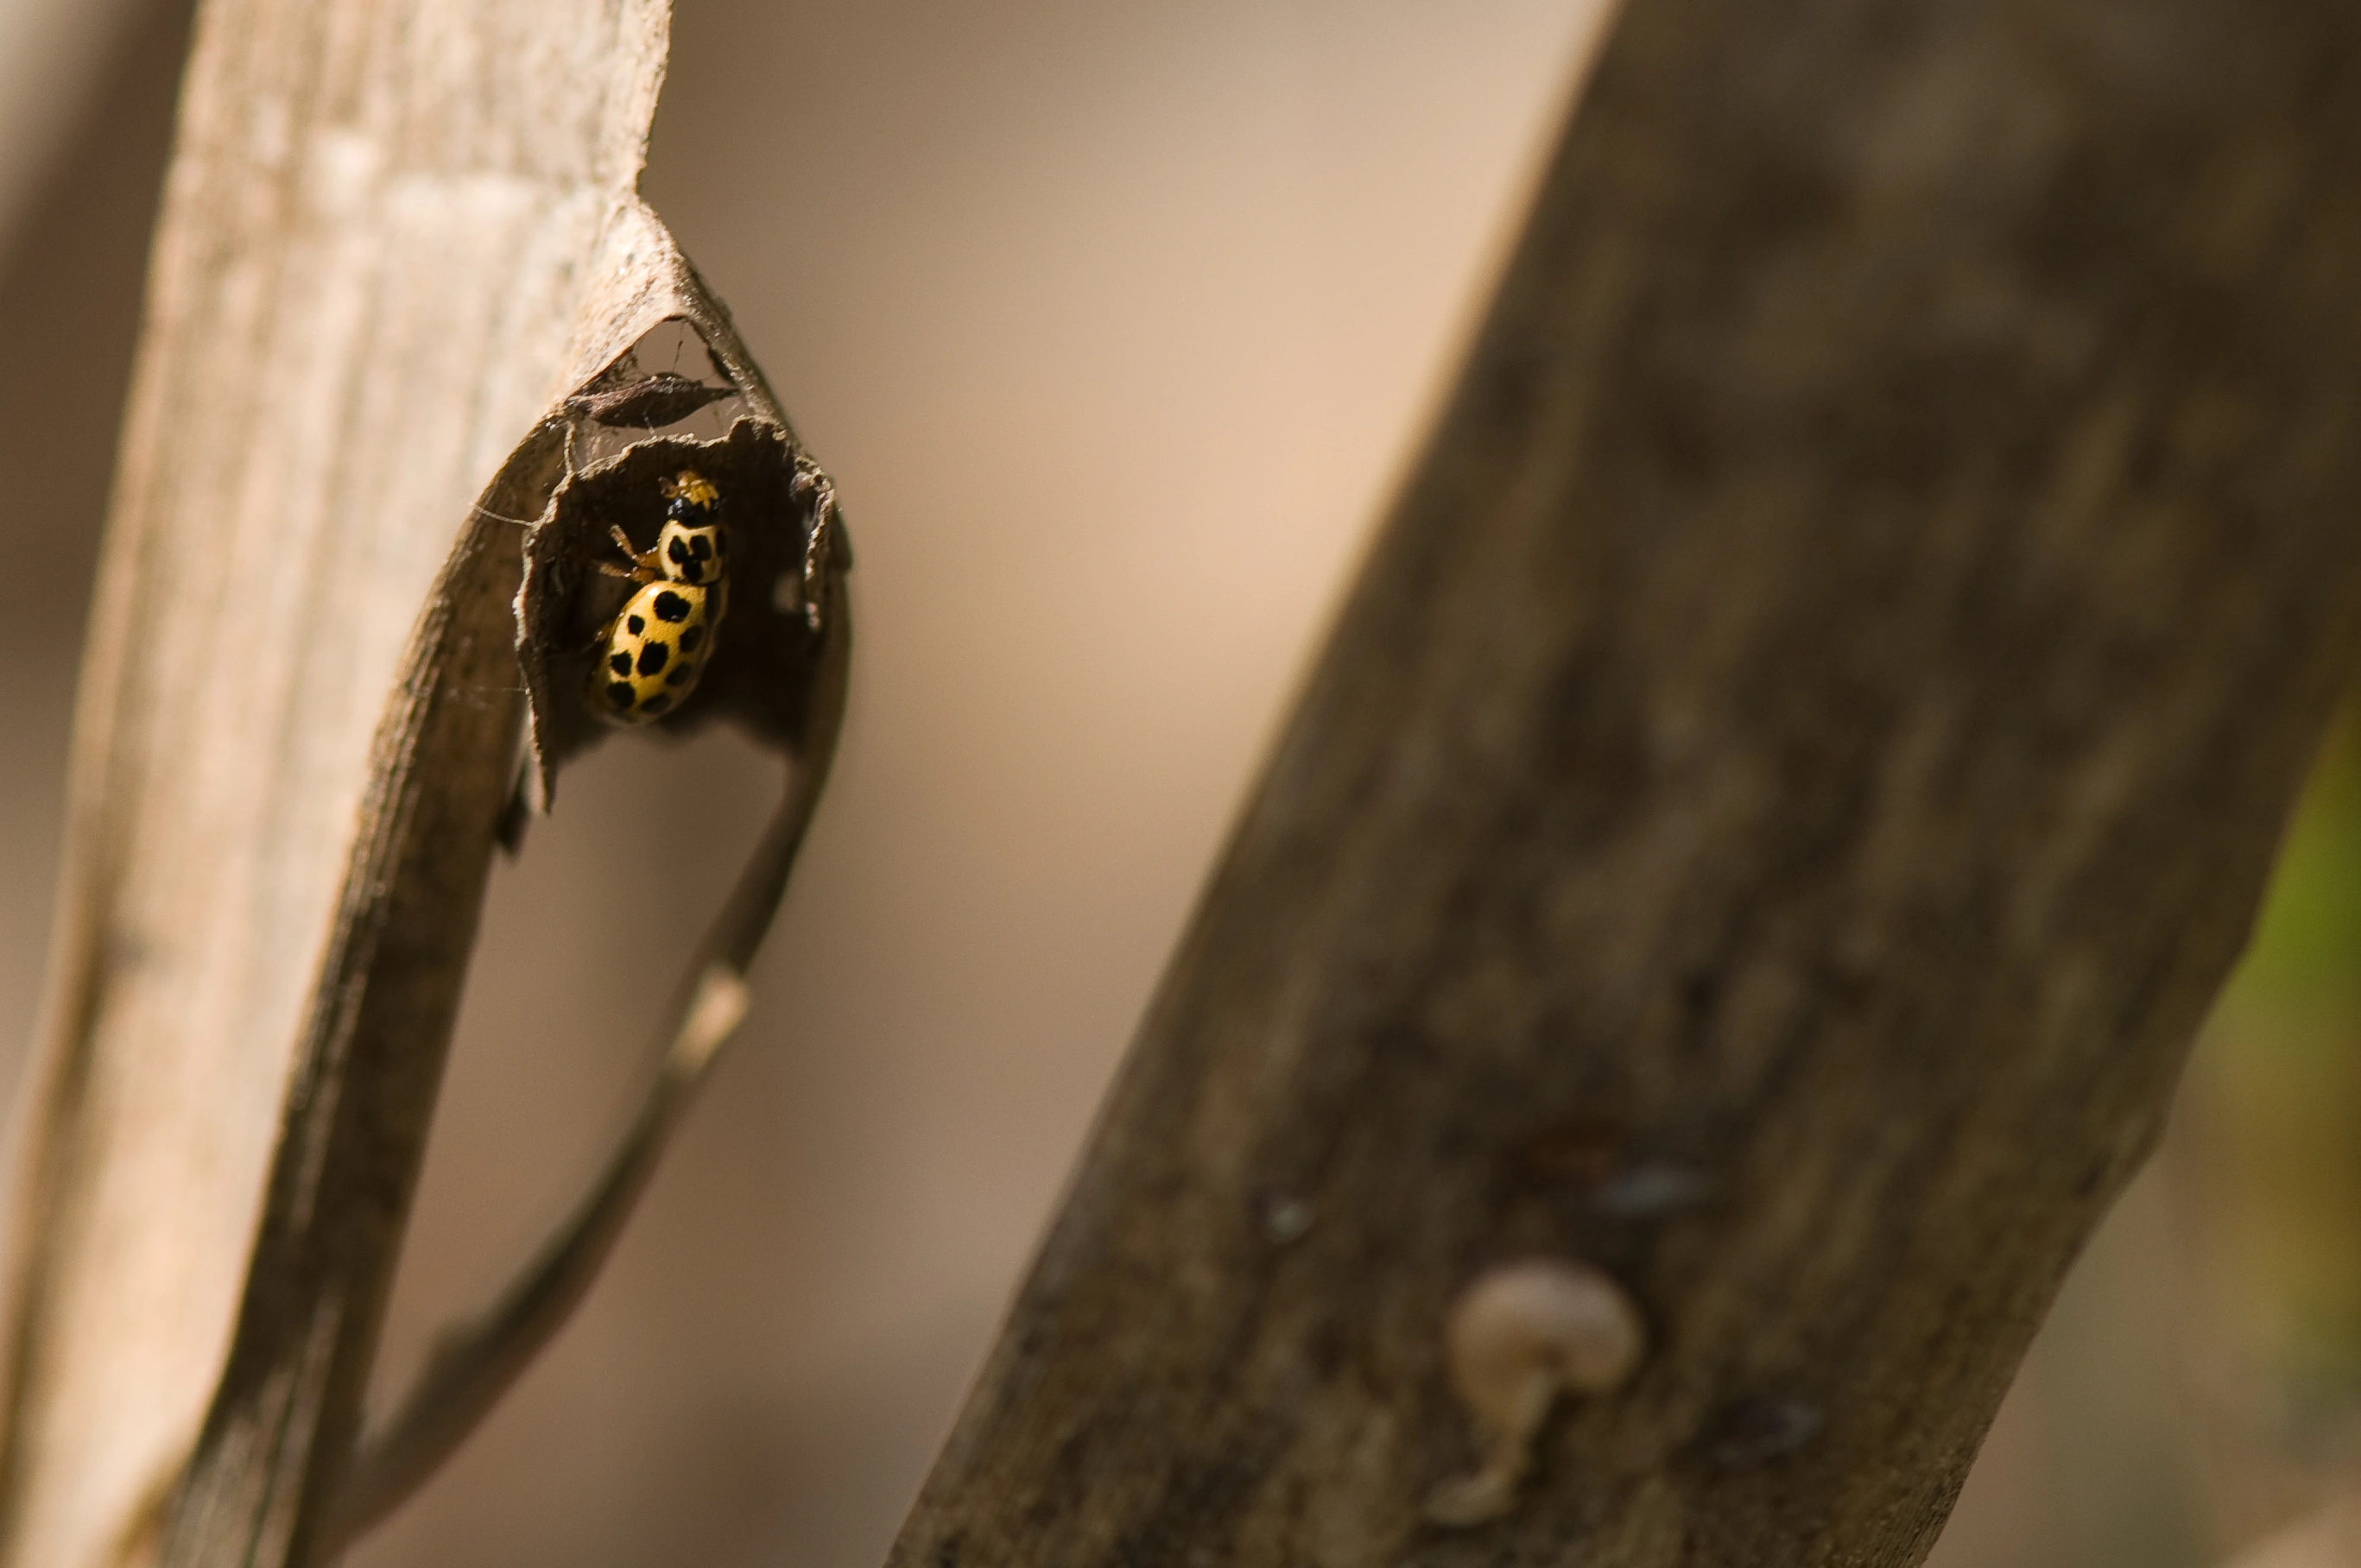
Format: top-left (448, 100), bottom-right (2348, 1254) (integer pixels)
top-left (591, 469), bottom-right (729, 723)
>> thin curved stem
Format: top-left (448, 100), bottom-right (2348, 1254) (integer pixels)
top-left (326, 581), bottom-right (849, 1550)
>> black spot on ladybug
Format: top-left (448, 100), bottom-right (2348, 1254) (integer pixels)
top-left (642, 693), bottom-right (672, 716)
top-left (667, 661), bottom-right (696, 686)
top-left (605, 681), bottom-right (635, 710)
top-left (608, 651), bottom-right (632, 676)
top-left (637, 640), bottom-right (670, 676)
top-left (668, 535), bottom-right (693, 567)
top-left (654, 591), bottom-right (691, 623)
top-left (690, 535), bottom-right (712, 560)
top-left (626, 613), bottom-right (646, 635)
top-left (680, 625), bottom-right (703, 652)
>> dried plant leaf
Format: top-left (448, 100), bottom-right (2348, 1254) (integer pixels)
top-left (0, 2), bottom-right (851, 1556)
top-left (152, 238), bottom-right (850, 1561)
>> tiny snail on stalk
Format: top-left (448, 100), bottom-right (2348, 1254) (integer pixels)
top-left (1425, 1256), bottom-right (1647, 1527)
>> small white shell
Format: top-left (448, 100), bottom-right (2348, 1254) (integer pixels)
top-left (1425, 1257), bottom-right (1646, 1527)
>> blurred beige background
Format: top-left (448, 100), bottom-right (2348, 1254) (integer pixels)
top-left (0, 3), bottom-right (2268, 1565)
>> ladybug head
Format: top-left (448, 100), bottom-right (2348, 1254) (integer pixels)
top-left (661, 468), bottom-right (722, 525)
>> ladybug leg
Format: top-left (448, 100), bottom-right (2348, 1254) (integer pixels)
top-left (599, 523), bottom-right (662, 581)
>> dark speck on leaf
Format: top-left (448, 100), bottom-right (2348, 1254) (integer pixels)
top-left (1506, 1119), bottom-right (1624, 1190)
top-left (1591, 1160), bottom-right (1714, 1221)
top-left (1700, 1397), bottom-right (1821, 1469)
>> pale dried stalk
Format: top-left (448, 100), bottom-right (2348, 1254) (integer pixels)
top-left (0, 3), bottom-right (674, 1565)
